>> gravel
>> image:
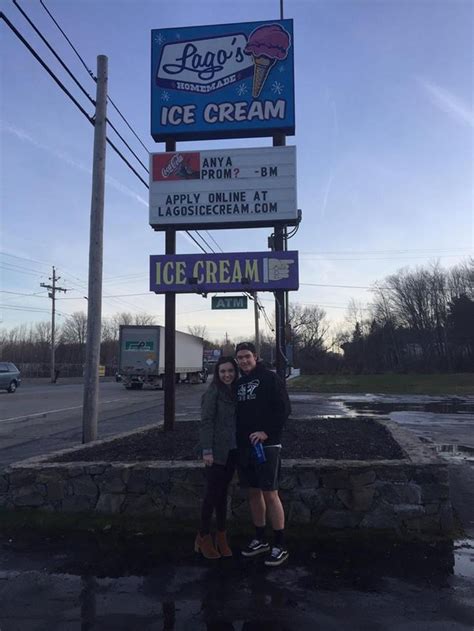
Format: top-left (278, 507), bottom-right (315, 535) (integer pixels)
top-left (51, 418), bottom-right (405, 463)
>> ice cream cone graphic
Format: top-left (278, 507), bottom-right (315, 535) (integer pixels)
top-left (252, 56), bottom-right (276, 97)
top-left (244, 24), bottom-right (291, 99)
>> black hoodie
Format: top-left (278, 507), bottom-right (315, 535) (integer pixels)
top-left (236, 362), bottom-right (291, 448)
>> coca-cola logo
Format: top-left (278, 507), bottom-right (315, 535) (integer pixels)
top-left (162, 154), bottom-right (184, 178)
top-left (152, 152), bottom-right (201, 181)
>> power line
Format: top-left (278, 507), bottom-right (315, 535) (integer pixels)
top-left (35, 2), bottom-right (227, 255)
top-left (0, 304), bottom-right (70, 316)
top-left (39, 0), bottom-right (150, 154)
top-left (12, 0), bottom-right (149, 173)
top-left (0, 290), bottom-right (48, 298)
top-left (301, 247), bottom-right (472, 255)
top-left (1, 12), bottom-right (148, 187)
top-left (2, 12), bottom-right (226, 259)
top-left (0, 263), bottom-right (47, 278)
top-left (300, 282), bottom-right (371, 289)
top-left (300, 254), bottom-right (470, 262)
top-left (0, 251), bottom-right (52, 268)
top-left (1, 11), bottom-right (92, 119)
top-left (205, 231), bottom-right (225, 253)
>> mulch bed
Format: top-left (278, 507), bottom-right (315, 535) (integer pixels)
top-left (51, 418), bottom-right (405, 463)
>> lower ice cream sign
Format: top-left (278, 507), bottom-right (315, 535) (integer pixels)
top-left (151, 19), bottom-right (295, 141)
top-left (150, 251), bottom-right (299, 293)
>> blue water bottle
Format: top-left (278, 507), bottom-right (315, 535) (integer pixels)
top-left (253, 441), bottom-right (266, 464)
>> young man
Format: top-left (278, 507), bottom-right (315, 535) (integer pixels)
top-left (235, 341), bottom-right (291, 567)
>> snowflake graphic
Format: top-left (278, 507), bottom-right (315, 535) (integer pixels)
top-left (271, 81), bottom-right (284, 95)
top-left (161, 91), bottom-right (170, 102)
top-left (278, 64), bottom-right (285, 73)
top-left (154, 32), bottom-right (165, 45)
top-left (236, 83), bottom-right (248, 97)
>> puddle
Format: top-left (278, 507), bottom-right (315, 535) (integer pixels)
top-left (342, 400), bottom-right (474, 416)
top-left (434, 444), bottom-right (474, 461)
top-left (0, 535), bottom-right (472, 628)
top-left (454, 539), bottom-right (474, 579)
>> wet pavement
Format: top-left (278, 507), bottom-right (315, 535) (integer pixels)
top-left (0, 533), bottom-right (473, 630)
top-left (290, 393), bottom-right (474, 453)
top-left (1, 392), bottom-right (474, 629)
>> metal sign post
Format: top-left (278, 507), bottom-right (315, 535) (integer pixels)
top-left (164, 141), bottom-right (176, 431)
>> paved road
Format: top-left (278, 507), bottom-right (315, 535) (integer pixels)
top-left (0, 381), bottom-right (205, 466)
top-left (1, 382), bottom-right (473, 467)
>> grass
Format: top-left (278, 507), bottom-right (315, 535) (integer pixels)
top-left (287, 373), bottom-right (474, 395)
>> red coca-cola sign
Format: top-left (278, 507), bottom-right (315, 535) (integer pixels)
top-left (152, 152), bottom-right (200, 181)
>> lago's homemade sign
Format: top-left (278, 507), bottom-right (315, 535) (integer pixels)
top-left (151, 20), bottom-right (295, 141)
top-left (149, 251), bottom-right (299, 293)
top-left (149, 146), bottom-right (297, 230)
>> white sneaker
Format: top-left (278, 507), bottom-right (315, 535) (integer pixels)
top-left (264, 546), bottom-right (289, 567)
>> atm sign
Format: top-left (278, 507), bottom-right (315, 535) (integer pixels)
top-left (212, 296), bottom-right (248, 310)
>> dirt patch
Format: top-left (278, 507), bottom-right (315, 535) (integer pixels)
top-left (51, 418), bottom-right (405, 463)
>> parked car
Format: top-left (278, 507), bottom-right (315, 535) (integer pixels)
top-left (0, 362), bottom-right (21, 393)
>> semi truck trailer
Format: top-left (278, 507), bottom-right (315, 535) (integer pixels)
top-left (118, 325), bottom-right (206, 390)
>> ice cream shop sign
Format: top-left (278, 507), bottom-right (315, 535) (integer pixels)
top-left (151, 20), bottom-right (295, 142)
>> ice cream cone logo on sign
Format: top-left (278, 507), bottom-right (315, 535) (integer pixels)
top-left (244, 24), bottom-right (291, 98)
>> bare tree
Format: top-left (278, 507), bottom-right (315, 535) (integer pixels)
top-left (34, 321), bottom-right (51, 344)
top-left (288, 303), bottom-right (329, 352)
top-left (187, 324), bottom-right (208, 340)
top-left (133, 313), bottom-right (157, 325)
top-left (60, 312), bottom-right (87, 346)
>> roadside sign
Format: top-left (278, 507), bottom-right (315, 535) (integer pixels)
top-left (98, 365), bottom-right (105, 377)
top-left (212, 295), bottom-right (248, 310)
top-left (151, 19), bottom-right (295, 142)
top-left (150, 251), bottom-right (299, 294)
top-left (204, 349), bottom-right (221, 362)
top-left (149, 146), bottom-right (297, 230)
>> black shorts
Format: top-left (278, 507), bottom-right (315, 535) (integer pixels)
top-left (237, 445), bottom-right (282, 492)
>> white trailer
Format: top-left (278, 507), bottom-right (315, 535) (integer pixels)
top-left (118, 325), bottom-right (206, 390)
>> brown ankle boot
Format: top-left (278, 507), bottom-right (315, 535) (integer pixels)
top-left (215, 530), bottom-right (232, 557)
top-left (195, 533), bottom-right (221, 559)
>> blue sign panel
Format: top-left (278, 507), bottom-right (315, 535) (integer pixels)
top-left (151, 20), bottom-right (295, 142)
top-left (149, 251), bottom-right (299, 293)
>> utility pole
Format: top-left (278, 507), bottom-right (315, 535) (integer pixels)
top-left (41, 266), bottom-right (67, 383)
top-left (82, 55), bottom-right (108, 443)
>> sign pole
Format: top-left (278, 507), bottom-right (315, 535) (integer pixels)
top-left (164, 139), bottom-right (176, 431)
top-left (253, 292), bottom-right (260, 356)
top-left (273, 132), bottom-right (287, 381)
top-left (83, 55), bottom-right (108, 443)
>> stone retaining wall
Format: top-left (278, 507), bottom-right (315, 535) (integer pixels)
top-left (0, 421), bottom-right (454, 538)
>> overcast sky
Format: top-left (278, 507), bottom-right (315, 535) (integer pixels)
top-left (1, 0), bottom-right (472, 342)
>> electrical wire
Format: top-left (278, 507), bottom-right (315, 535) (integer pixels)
top-left (1, 12), bottom-right (148, 187)
top-left (13, 0), bottom-right (149, 173)
top-left (36, 2), bottom-right (228, 255)
top-left (40, 0), bottom-right (150, 154)
top-left (300, 282), bottom-right (371, 289)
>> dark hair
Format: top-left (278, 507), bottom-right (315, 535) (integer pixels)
top-left (212, 356), bottom-right (238, 394)
top-left (235, 341), bottom-right (256, 355)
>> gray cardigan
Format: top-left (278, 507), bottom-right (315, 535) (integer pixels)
top-left (200, 381), bottom-right (237, 465)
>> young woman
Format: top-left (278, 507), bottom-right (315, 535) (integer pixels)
top-left (195, 356), bottom-right (238, 559)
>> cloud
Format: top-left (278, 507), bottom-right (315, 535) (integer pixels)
top-left (1, 121), bottom-right (148, 206)
top-left (419, 79), bottom-right (474, 127)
